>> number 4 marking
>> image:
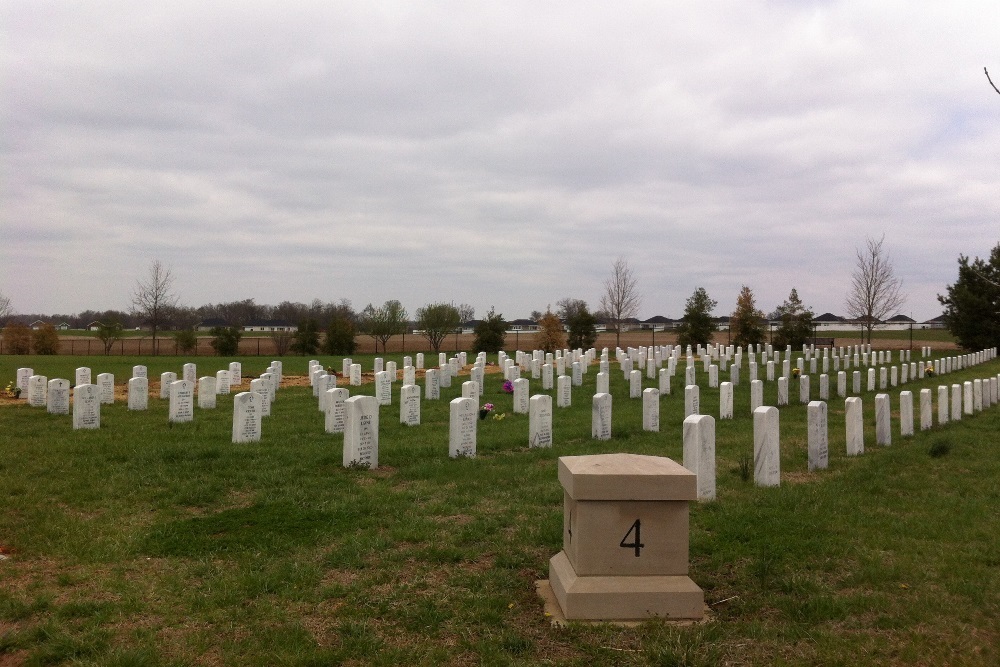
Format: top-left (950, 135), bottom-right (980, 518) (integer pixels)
top-left (620, 519), bottom-right (644, 557)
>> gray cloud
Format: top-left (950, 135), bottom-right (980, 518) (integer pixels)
top-left (2, 1), bottom-right (998, 322)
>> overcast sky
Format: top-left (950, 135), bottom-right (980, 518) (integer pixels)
top-left (3, 1), bottom-right (998, 322)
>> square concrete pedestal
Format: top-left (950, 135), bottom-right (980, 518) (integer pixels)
top-left (546, 453), bottom-right (704, 620)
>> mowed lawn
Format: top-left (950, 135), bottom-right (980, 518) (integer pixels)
top-left (1, 351), bottom-right (998, 666)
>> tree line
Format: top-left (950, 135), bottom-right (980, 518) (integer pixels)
top-left (4, 237), bottom-right (999, 356)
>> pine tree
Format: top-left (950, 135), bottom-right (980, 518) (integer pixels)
top-left (676, 288), bottom-right (718, 349)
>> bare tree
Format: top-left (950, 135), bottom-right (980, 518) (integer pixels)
top-left (0, 290), bottom-right (12, 323)
top-left (599, 257), bottom-right (641, 348)
top-left (844, 235), bottom-right (906, 344)
top-left (457, 303), bottom-right (475, 323)
top-left (987, 67), bottom-right (1000, 96)
top-left (130, 259), bottom-right (179, 356)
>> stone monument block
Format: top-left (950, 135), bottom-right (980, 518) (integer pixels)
top-left (547, 453), bottom-right (703, 621)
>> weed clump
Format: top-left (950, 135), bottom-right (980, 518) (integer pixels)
top-left (928, 438), bottom-right (951, 458)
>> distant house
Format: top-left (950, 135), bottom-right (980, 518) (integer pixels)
top-left (507, 318), bottom-right (538, 333)
top-left (56, 322), bottom-right (72, 331)
top-left (29, 320), bottom-right (48, 330)
top-left (461, 320), bottom-right (482, 334)
top-left (923, 315), bottom-right (947, 330)
top-left (87, 321), bottom-right (103, 331)
top-left (197, 318), bottom-right (229, 332)
top-left (641, 316), bottom-right (674, 331)
top-left (813, 312), bottom-right (847, 330)
top-left (242, 319), bottom-right (297, 333)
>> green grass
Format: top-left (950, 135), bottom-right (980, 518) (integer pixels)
top-left (1, 350), bottom-right (998, 665)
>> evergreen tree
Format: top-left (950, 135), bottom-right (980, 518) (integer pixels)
top-left (772, 288), bottom-right (814, 350)
top-left (473, 307), bottom-right (506, 354)
top-left (210, 326), bottom-right (242, 356)
top-left (676, 287), bottom-right (718, 349)
top-left (173, 329), bottom-right (198, 354)
top-left (290, 318), bottom-right (320, 355)
top-left (559, 298), bottom-right (598, 350)
top-left (938, 243), bottom-right (1000, 350)
top-left (324, 313), bottom-right (356, 355)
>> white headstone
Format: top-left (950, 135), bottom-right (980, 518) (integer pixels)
top-left (658, 368), bottom-right (671, 396)
top-left (591, 393), bottom-right (612, 440)
top-left (513, 378), bottom-right (529, 414)
top-left (47, 378), bottom-right (70, 414)
top-left (94, 373), bottom-right (114, 405)
top-left (128, 376), bottom-right (148, 411)
top-left (753, 406), bottom-right (780, 487)
top-left (325, 387), bottom-right (349, 433)
top-left (557, 375), bottom-right (571, 408)
top-left (875, 393), bottom-right (891, 445)
top-left (642, 387), bottom-right (660, 431)
top-left (449, 397), bottom-right (477, 458)
top-left (75, 367), bottom-right (91, 387)
top-left (776, 377), bottom-right (788, 406)
top-left (250, 378), bottom-right (271, 417)
top-left (198, 377), bottom-right (217, 409)
top-left (750, 379), bottom-right (763, 414)
top-left (899, 390), bottom-right (914, 437)
top-left (819, 374), bottom-right (829, 400)
top-left (215, 370), bottom-right (230, 395)
top-left (73, 384), bottom-right (100, 429)
top-left (683, 414), bottom-right (716, 501)
top-left (719, 381), bottom-right (733, 420)
top-left (160, 372), bottom-right (176, 399)
top-left (938, 385), bottom-right (949, 425)
top-left (684, 384), bottom-right (700, 417)
top-left (132, 365), bottom-right (147, 379)
top-left (400, 384), bottom-right (421, 426)
top-left (629, 369), bottom-right (642, 398)
top-left (807, 401), bottom-right (828, 471)
top-left (529, 394), bottom-right (553, 447)
top-left (168, 380), bottom-right (194, 423)
top-left (350, 364), bottom-right (362, 387)
top-left (232, 392), bottom-right (262, 443)
top-left (27, 375), bottom-right (47, 407)
top-left (344, 395), bottom-right (379, 468)
top-left (845, 397), bottom-right (864, 456)
top-left (919, 388), bottom-right (932, 431)
top-left (799, 375), bottom-right (810, 404)
top-left (375, 371), bottom-right (392, 406)
top-left (425, 369), bottom-right (440, 400)
top-left (229, 362), bottom-right (242, 386)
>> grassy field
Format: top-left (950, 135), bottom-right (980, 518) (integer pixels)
top-left (3, 325), bottom-right (957, 357)
top-left (1, 349), bottom-right (998, 666)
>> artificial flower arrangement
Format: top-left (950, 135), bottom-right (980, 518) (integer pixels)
top-left (925, 365), bottom-right (935, 377)
top-left (792, 368), bottom-right (801, 378)
top-left (502, 380), bottom-right (514, 393)
top-left (4, 381), bottom-right (20, 398)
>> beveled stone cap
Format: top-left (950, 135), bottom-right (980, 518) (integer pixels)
top-left (558, 453), bottom-right (696, 501)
